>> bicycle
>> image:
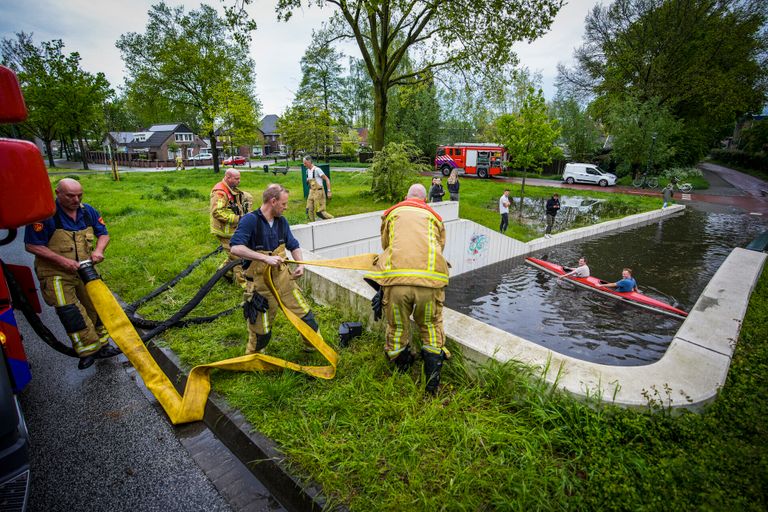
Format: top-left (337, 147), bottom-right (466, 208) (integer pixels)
top-left (670, 178), bottom-right (692, 193)
top-left (632, 173), bottom-right (658, 189)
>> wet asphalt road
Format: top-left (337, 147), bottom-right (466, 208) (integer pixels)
top-left (1, 232), bottom-right (232, 512)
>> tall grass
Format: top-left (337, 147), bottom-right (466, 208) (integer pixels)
top-left (58, 170), bottom-right (767, 510)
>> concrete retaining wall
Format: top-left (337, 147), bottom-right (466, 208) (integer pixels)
top-left (293, 202), bottom-right (685, 276)
top-left (299, 204), bottom-right (765, 410)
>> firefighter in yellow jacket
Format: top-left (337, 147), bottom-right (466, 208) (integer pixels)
top-left (210, 168), bottom-right (253, 286)
top-left (365, 183), bottom-right (450, 394)
top-left (303, 155), bottom-right (333, 221)
top-left (24, 178), bottom-right (121, 370)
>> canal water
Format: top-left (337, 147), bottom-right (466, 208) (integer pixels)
top-left (445, 207), bottom-right (766, 366)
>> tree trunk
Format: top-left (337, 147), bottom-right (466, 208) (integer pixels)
top-left (77, 131), bottom-right (89, 170)
top-left (44, 139), bottom-right (55, 168)
top-left (372, 81), bottom-right (388, 151)
top-left (518, 170), bottom-right (527, 220)
top-left (210, 133), bottom-right (220, 173)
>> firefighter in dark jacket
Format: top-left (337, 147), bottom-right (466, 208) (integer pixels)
top-left (365, 183), bottom-right (450, 394)
top-left (230, 184), bottom-right (320, 355)
top-left (24, 178), bottom-right (121, 369)
top-left (210, 168), bottom-right (253, 286)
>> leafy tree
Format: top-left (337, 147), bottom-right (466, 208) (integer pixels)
top-left (606, 95), bottom-right (683, 177)
top-left (116, 2), bottom-right (261, 172)
top-left (340, 57), bottom-right (373, 129)
top-left (1, 33), bottom-right (112, 169)
top-left (292, 37), bottom-right (347, 160)
top-left (738, 119), bottom-right (768, 153)
top-left (497, 87), bottom-right (561, 211)
top-left (369, 142), bottom-right (430, 202)
top-left (558, 0), bottom-right (767, 163)
top-left (268, 0), bottom-right (562, 150)
top-left (340, 129), bottom-right (361, 160)
top-left (386, 72), bottom-right (440, 158)
top-left (278, 104), bottom-right (336, 158)
top-left (552, 96), bottom-right (602, 162)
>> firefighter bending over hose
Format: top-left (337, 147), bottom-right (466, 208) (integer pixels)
top-left (24, 178), bottom-right (121, 370)
top-left (230, 184), bottom-right (321, 355)
top-left (365, 183), bottom-right (450, 394)
top-left (303, 155), bottom-right (333, 221)
top-left (210, 168), bottom-right (253, 287)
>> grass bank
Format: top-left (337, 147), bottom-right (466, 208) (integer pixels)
top-left (54, 169), bottom-right (766, 510)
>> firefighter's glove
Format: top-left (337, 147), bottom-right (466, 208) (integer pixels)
top-left (371, 289), bottom-right (384, 322)
top-left (243, 291), bottom-right (269, 323)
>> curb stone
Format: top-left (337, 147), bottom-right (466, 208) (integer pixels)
top-left (145, 341), bottom-right (340, 512)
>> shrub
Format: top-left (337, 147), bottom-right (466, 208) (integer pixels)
top-left (369, 142), bottom-right (430, 203)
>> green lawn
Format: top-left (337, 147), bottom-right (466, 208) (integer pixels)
top-left (54, 169), bottom-right (767, 511)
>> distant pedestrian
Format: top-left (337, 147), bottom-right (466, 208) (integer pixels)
top-left (545, 193), bottom-right (560, 238)
top-left (175, 155), bottom-right (185, 170)
top-left (662, 184), bottom-right (673, 209)
top-left (429, 177), bottom-right (445, 203)
top-left (499, 189), bottom-right (511, 233)
top-left (447, 170), bottom-right (460, 201)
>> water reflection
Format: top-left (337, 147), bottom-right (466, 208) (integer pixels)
top-left (503, 194), bottom-right (638, 236)
top-left (446, 209), bottom-right (767, 366)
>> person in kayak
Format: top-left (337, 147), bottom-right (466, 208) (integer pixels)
top-left (558, 257), bottom-right (590, 279)
top-left (604, 268), bottom-right (640, 293)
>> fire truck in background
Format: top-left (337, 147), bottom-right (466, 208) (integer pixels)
top-left (434, 143), bottom-right (506, 179)
top-left (1, 65), bottom-right (57, 511)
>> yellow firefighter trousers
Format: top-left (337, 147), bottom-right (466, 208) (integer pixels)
top-left (306, 181), bottom-right (333, 222)
top-left (244, 263), bottom-right (312, 354)
top-left (216, 236), bottom-right (246, 287)
top-left (383, 285), bottom-right (445, 358)
top-left (39, 273), bottom-right (109, 356)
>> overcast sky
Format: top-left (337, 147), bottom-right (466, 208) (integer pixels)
top-left (0, 0), bottom-right (600, 117)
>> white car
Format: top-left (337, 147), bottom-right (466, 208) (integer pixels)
top-left (562, 163), bottom-right (617, 187)
top-left (188, 153), bottom-right (213, 161)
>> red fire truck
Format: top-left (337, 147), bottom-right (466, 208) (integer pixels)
top-left (434, 143), bottom-right (506, 178)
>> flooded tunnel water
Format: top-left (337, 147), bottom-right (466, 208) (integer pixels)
top-left (445, 208), bottom-right (767, 365)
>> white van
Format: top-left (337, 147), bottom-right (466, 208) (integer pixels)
top-left (562, 163), bottom-right (617, 187)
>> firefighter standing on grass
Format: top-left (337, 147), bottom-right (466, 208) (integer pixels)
top-left (365, 183), bottom-right (450, 395)
top-left (230, 184), bottom-right (321, 355)
top-left (303, 155), bottom-right (333, 221)
top-left (210, 168), bottom-right (253, 287)
top-left (24, 178), bottom-right (121, 370)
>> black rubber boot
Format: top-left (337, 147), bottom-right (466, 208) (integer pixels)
top-left (389, 349), bottom-right (414, 373)
top-left (422, 349), bottom-right (444, 395)
top-left (255, 332), bottom-right (272, 352)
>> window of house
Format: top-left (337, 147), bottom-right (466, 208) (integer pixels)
top-left (187, 148), bottom-right (194, 157)
top-left (175, 133), bottom-right (193, 143)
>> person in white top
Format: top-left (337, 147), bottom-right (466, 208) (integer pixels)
top-left (559, 257), bottom-right (590, 279)
top-left (303, 155), bottom-right (333, 221)
top-left (499, 189), bottom-right (511, 233)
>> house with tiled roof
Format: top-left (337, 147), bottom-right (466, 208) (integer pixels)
top-left (260, 115), bottom-right (283, 155)
top-left (103, 123), bottom-right (207, 160)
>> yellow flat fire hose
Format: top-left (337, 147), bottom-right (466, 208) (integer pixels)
top-left (83, 253), bottom-right (378, 424)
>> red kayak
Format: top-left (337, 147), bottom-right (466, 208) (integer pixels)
top-left (525, 257), bottom-right (688, 320)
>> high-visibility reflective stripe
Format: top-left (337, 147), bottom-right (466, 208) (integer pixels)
top-left (53, 276), bottom-right (66, 306)
top-left (427, 219), bottom-right (436, 273)
top-left (364, 269), bottom-right (449, 283)
top-left (292, 289), bottom-right (311, 315)
top-left (261, 310), bottom-right (269, 332)
top-left (385, 216), bottom-right (395, 270)
top-left (392, 304), bottom-right (403, 352)
top-left (424, 299), bottom-right (437, 348)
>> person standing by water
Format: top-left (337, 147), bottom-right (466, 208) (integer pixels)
top-left (429, 177), bottom-right (445, 203)
top-left (544, 193), bottom-right (560, 238)
top-left (499, 189), bottom-right (511, 233)
top-left (447, 170), bottom-right (460, 201)
top-left (662, 184), bottom-right (673, 209)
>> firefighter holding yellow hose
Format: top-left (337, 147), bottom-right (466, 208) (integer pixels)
top-left (303, 155), bottom-right (333, 221)
top-left (210, 168), bottom-right (253, 287)
top-left (24, 178), bottom-right (121, 370)
top-left (230, 184), bottom-right (321, 355)
top-left (365, 183), bottom-right (450, 394)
